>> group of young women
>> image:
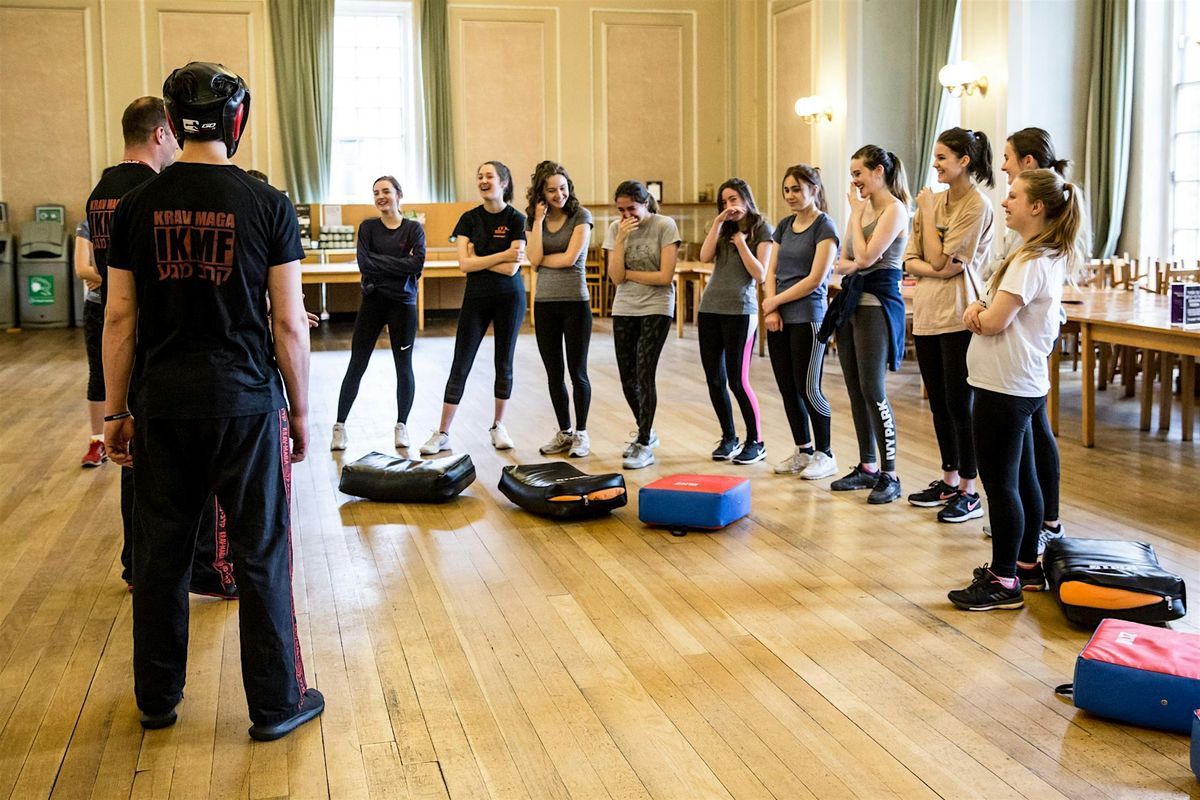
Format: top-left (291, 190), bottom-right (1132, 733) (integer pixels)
top-left (329, 127), bottom-right (1084, 612)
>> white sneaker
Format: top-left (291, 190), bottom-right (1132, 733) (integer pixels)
top-left (569, 430), bottom-right (590, 458)
top-left (330, 423), bottom-right (348, 451)
top-left (623, 443), bottom-right (655, 470)
top-left (622, 429), bottom-right (659, 458)
top-left (420, 431), bottom-right (450, 455)
top-left (540, 429), bottom-right (573, 455)
top-left (774, 447), bottom-right (812, 474)
top-left (800, 451), bottom-right (838, 480)
top-left (1037, 523), bottom-right (1065, 555)
top-left (394, 422), bottom-right (410, 449)
top-left (490, 423), bottom-right (514, 450)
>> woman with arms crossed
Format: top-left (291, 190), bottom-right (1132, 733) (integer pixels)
top-left (331, 176), bottom-right (425, 451)
top-left (948, 169), bottom-right (1083, 611)
top-left (421, 161), bottom-right (526, 455)
top-left (525, 161), bottom-right (594, 458)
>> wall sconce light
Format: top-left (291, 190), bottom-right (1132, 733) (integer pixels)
top-left (939, 61), bottom-right (988, 97)
top-left (793, 95), bottom-right (833, 124)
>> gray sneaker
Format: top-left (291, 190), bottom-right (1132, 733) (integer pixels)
top-left (622, 429), bottom-right (659, 458)
top-left (622, 443), bottom-right (655, 470)
top-left (540, 429), bottom-right (573, 455)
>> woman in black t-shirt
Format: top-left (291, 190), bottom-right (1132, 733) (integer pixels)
top-left (420, 160), bottom-right (527, 455)
top-left (331, 176), bottom-right (426, 452)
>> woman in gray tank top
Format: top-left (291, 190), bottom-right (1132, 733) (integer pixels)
top-left (829, 145), bottom-right (910, 505)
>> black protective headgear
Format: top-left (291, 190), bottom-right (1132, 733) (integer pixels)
top-left (162, 62), bottom-right (251, 157)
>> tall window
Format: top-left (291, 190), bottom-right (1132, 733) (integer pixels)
top-left (1171, 1), bottom-right (1200, 258)
top-left (330, 0), bottom-right (421, 204)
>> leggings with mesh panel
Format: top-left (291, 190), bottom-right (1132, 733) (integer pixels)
top-left (534, 300), bottom-right (592, 431)
top-left (443, 290), bottom-right (526, 405)
top-left (612, 314), bottom-right (672, 446)
top-left (767, 321), bottom-right (831, 452)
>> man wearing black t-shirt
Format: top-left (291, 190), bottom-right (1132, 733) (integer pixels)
top-left (103, 63), bottom-right (322, 740)
top-left (84, 96), bottom-right (236, 598)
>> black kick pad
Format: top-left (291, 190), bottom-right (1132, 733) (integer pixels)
top-left (498, 462), bottom-right (627, 519)
top-left (338, 452), bottom-right (475, 503)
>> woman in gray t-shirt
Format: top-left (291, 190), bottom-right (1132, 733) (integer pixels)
top-left (763, 165), bottom-right (839, 480)
top-left (696, 178), bottom-right (774, 465)
top-left (602, 180), bottom-right (681, 469)
top-left (525, 161), bottom-right (594, 458)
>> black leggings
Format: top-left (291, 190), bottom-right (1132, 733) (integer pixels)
top-left (84, 301), bottom-right (105, 401)
top-left (699, 312), bottom-right (762, 442)
top-left (768, 321), bottom-right (831, 452)
top-left (443, 290), bottom-right (526, 405)
top-left (1032, 403), bottom-right (1060, 521)
top-left (973, 389), bottom-right (1044, 578)
top-left (836, 306), bottom-right (897, 471)
top-left (534, 300), bottom-right (592, 431)
top-left (336, 292), bottom-right (418, 423)
top-left (914, 331), bottom-right (976, 479)
top-left (613, 314), bottom-right (672, 445)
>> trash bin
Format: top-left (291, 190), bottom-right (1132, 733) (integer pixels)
top-left (17, 221), bottom-right (70, 328)
top-left (0, 233), bottom-right (14, 329)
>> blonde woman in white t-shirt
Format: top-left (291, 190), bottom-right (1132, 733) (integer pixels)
top-left (947, 169), bottom-right (1084, 612)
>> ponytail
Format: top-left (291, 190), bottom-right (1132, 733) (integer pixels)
top-left (851, 144), bottom-right (910, 206)
top-left (1008, 127), bottom-right (1071, 178)
top-left (614, 180), bottom-right (658, 214)
top-left (937, 127), bottom-right (995, 188)
top-left (481, 160), bottom-right (514, 203)
top-left (989, 168), bottom-right (1084, 294)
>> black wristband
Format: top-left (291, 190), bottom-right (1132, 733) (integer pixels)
top-left (104, 411), bottom-right (132, 422)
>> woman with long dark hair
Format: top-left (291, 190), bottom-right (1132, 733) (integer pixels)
top-left (603, 180), bottom-right (680, 470)
top-left (764, 165), bottom-right (839, 479)
top-left (818, 145), bottom-right (910, 504)
top-left (421, 160), bottom-right (527, 455)
top-left (525, 161), bottom-right (594, 458)
top-left (696, 178), bottom-right (774, 464)
top-left (331, 176), bottom-right (425, 451)
top-left (903, 128), bottom-right (995, 523)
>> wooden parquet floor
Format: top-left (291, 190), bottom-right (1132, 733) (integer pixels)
top-left (0, 317), bottom-right (1197, 799)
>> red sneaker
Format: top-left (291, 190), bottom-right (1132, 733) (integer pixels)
top-left (81, 440), bottom-right (107, 468)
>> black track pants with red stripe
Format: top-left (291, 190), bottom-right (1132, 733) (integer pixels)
top-left (131, 409), bottom-right (308, 725)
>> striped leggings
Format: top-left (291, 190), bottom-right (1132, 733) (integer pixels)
top-left (699, 312), bottom-right (762, 443)
top-left (767, 321), bottom-right (832, 452)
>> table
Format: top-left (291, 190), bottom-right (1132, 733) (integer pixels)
top-left (301, 260), bottom-right (536, 330)
top-left (1062, 288), bottom-right (1200, 446)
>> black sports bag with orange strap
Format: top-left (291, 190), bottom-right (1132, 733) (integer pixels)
top-left (1043, 538), bottom-right (1186, 627)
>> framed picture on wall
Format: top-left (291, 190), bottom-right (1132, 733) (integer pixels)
top-left (646, 181), bottom-right (663, 204)
top-left (0, 201), bottom-right (8, 233)
top-left (34, 204), bottom-right (66, 225)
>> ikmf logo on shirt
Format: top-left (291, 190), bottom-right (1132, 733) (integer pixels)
top-left (153, 210), bottom-right (237, 285)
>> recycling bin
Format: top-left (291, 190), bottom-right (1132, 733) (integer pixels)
top-left (17, 221), bottom-right (70, 328)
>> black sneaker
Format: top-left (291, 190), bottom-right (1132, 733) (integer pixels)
top-left (937, 492), bottom-right (984, 523)
top-left (1017, 562), bottom-right (1047, 592)
top-left (711, 437), bottom-right (740, 460)
top-left (248, 688), bottom-right (325, 741)
top-left (867, 473), bottom-right (902, 504)
top-left (732, 441), bottom-right (766, 465)
top-left (830, 465), bottom-right (879, 491)
top-left (907, 480), bottom-right (960, 507)
top-left (948, 566), bottom-right (1025, 611)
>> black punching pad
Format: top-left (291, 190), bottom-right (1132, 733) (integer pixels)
top-left (498, 462), bottom-right (627, 519)
top-left (338, 452), bottom-right (475, 502)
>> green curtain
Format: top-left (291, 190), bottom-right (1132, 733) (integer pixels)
top-left (1084, 0), bottom-right (1135, 258)
top-left (421, 0), bottom-right (456, 201)
top-left (268, 0), bottom-right (334, 203)
top-left (913, 0), bottom-right (959, 196)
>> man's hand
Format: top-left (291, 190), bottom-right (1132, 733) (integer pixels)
top-left (105, 416), bottom-right (136, 467)
top-left (288, 411), bottom-right (308, 463)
